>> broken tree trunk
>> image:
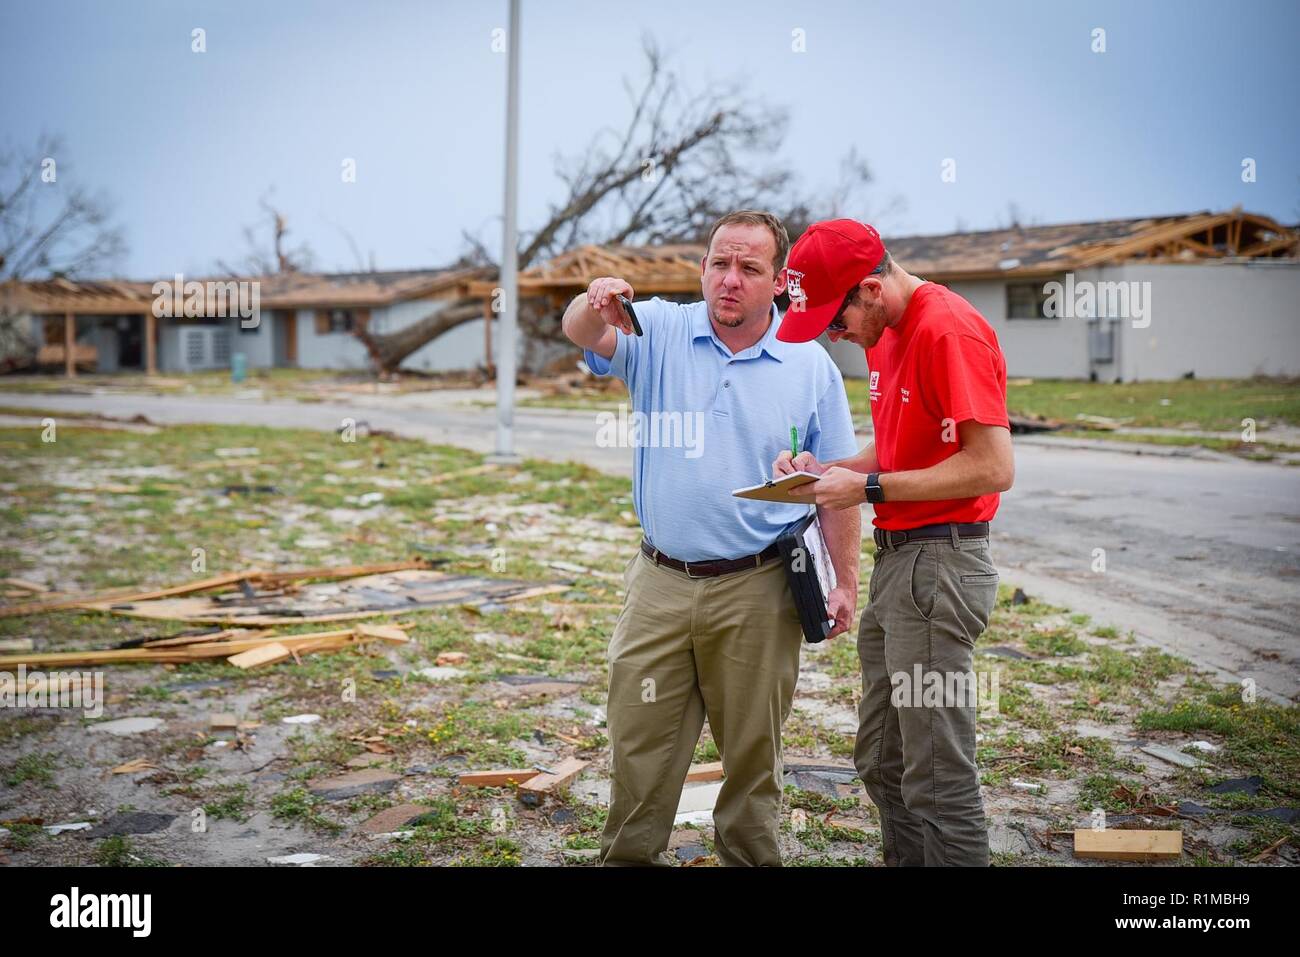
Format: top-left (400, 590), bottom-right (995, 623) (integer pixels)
top-left (353, 300), bottom-right (482, 375)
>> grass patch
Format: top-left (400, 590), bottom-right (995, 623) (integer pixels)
top-left (1137, 689), bottom-right (1299, 795)
top-left (3, 751), bottom-right (57, 787)
top-left (91, 835), bottom-right (169, 867)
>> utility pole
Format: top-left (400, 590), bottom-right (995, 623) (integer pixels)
top-left (489, 0), bottom-right (522, 464)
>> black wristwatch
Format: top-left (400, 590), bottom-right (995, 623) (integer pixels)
top-left (864, 472), bottom-right (885, 504)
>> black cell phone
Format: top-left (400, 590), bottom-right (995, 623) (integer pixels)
top-left (616, 294), bottom-right (643, 336)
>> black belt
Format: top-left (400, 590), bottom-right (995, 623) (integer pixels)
top-left (873, 522), bottom-right (990, 550)
top-left (640, 539), bottom-right (780, 578)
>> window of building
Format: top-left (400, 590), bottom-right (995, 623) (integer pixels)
top-left (314, 308), bottom-right (368, 334)
top-left (1006, 280), bottom-right (1057, 320)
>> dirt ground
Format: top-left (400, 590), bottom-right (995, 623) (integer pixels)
top-left (0, 414), bottom-right (1295, 866)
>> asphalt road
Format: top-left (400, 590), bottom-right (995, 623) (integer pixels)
top-left (4, 388), bottom-right (1296, 702)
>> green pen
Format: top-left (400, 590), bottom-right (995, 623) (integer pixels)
top-left (790, 426), bottom-right (799, 458)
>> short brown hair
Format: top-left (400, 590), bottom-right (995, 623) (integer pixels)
top-left (705, 210), bottom-right (790, 276)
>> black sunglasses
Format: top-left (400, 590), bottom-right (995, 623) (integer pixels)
top-left (827, 287), bottom-right (860, 333)
top-left (826, 258), bottom-right (887, 332)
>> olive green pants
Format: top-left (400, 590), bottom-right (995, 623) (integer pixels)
top-left (854, 534), bottom-right (1000, 866)
top-left (599, 550), bottom-right (803, 866)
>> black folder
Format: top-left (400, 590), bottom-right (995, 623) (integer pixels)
top-left (777, 510), bottom-right (836, 644)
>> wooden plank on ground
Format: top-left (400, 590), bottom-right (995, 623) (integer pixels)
top-left (2, 578), bottom-right (51, 593)
top-left (354, 623), bottom-right (411, 645)
top-left (0, 628), bottom-right (356, 669)
top-left (1073, 829), bottom-right (1182, 862)
top-left (253, 558), bottom-right (432, 587)
top-left (142, 628), bottom-right (265, 649)
top-left (685, 761), bottom-right (724, 783)
top-left (90, 571), bottom-right (259, 606)
top-left (518, 758), bottom-right (588, 806)
top-left (0, 585), bottom-right (143, 618)
top-left (227, 643), bottom-right (292, 669)
top-left (496, 585), bottom-right (573, 604)
top-left (458, 769), bottom-right (541, 788)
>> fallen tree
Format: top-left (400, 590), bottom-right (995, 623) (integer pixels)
top-left (355, 38), bottom-right (891, 375)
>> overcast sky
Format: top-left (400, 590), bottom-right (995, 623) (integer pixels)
top-left (2, 0), bottom-right (1297, 278)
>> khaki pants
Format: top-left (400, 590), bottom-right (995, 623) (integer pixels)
top-left (599, 550), bottom-right (803, 866)
top-left (853, 533), bottom-right (1000, 866)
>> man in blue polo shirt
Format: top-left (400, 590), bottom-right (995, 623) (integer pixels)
top-left (561, 210), bottom-right (860, 866)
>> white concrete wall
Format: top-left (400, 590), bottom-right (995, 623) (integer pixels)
top-left (231, 314), bottom-right (274, 369)
top-left (952, 278), bottom-right (1093, 379)
top-left (294, 309), bottom-right (373, 370)
top-left (826, 263), bottom-right (1300, 382)
top-left (1112, 261), bottom-right (1300, 380)
top-left (156, 297), bottom-right (622, 375)
top-left (820, 279), bottom-right (1092, 380)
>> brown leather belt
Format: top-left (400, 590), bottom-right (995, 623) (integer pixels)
top-left (640, 539), bottom-right (780, 579)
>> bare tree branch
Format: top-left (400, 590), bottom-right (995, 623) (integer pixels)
top-left (0, 134), bottom-right (127, 367)
top-left (360, 39), bottom-right (900, 374)
top-left (216, 189), bottom-right (316, 275)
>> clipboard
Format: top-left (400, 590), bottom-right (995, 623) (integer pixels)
top-left (731, 471), bottom-right (820, 504)
top-left (777, 510), bottom-right (837, 644)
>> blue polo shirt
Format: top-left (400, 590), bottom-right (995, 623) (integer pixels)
top-left (584, 297), bottom-right (859, 562)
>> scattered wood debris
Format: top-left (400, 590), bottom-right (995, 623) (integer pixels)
top-left (109, 758), bottom-right (158, 775)
top-left (1073, 828), bottom-right (1183, 862)
top-left (684, 762), bottom-right (724, 783)
top-left (518, 758), bottom-right (588, 806)
top-left (0, 625), bottom-right (409, 670)
top-left (0, 559), bottom-right (569, 629)
top-left (459, 769), bottom-right (541, 788)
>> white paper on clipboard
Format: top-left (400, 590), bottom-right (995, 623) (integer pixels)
top-left (802, 513), bottom-right (837, 599)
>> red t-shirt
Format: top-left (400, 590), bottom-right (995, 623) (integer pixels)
top-left (865, 282), bottom-right (1009, 530)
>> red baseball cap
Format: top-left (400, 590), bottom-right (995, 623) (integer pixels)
top-left (776, 220), bottom-right (887, 342)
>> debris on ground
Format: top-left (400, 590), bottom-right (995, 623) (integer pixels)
top-left (1073, 828), bottom-right (1183, 862)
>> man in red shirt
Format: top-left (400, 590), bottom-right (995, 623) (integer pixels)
top-left (773, 219), bottom-right (1014, 867)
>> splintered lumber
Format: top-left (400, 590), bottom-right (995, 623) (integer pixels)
top-left (98, 571), bottom-right (259, 605)
top-left (0, 585), bottom-right (145, 619)
top-left (685, 762), bottom-right (725, 783)
top-left (0, 572), bottom-right (255, 618)
top-left (227, 643), bottom-right (293, 669)
top-left (142, 628), bottom-right (271, 649)
top-left (2, 578), bottom-right (51, 593)
top-left (178, 629), bottom-right (358, 659)
top-left (458, 769), bottom-right (541, 788)
top-left (1, 559), bottom-right (436, 620)
top-left (110, 758), bottom-right (157, 775)
top-left (1073, 829), bottom-right (1182, 862)
top-left (0, 628), bottom-right (357, 669)
top-left (252, 558), bottom-right (433, 588)
top-left (489, 584), bottom-right (572, 605)
top-left (518, 758), bottom-right (588, 806)
top-left (354, 623), bottom-right (411, 645)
